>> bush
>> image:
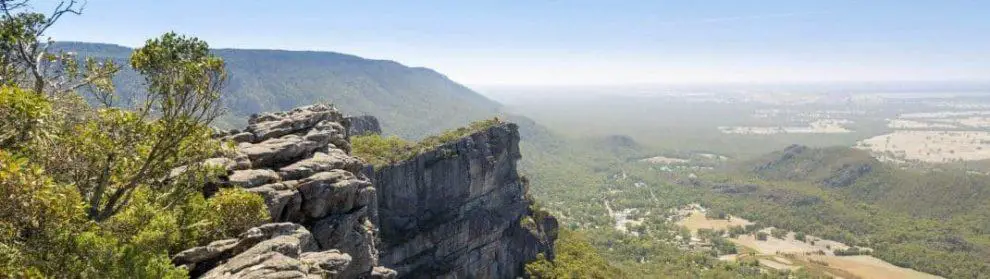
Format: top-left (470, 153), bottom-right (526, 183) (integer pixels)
top-left (0, 150), bottom-right (188, 278)
top-left (353, 118), bottom-right (503, 166)
top-left (0, 86), bottom-right (50, 149)
top-left (104, 186), bottom-right (259, 254)
top-left (712, 237), bottom-right (738, 255)
top-left (743, 224), bottom-right (759, 233)
top-left (351, 134), bottom-right (414, 166)
top-left (697, 228), bottom-right (716, 240)
top-left (106, 189), bottom-right (187, 254)
top-left (705, 209), bottom-right (728, 220)
top-left (0, 150), bottom-right (85, 274)
top-left (207, 188), bottom-right (270, 239)
top-left (756, 232), bottom-right (769, 241)
top-left (70, 231), bottom-right (188, 279)
top-left (834, 247), bottom-right (869, 256)
top-left (771, 228), bottom-right (787, 239)
top-left (728, 225), bottom-right (746, 238)
top-left (524, 229), bottom-right (625, 278)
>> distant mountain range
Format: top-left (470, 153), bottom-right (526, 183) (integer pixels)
top-left (56, 42), bottom-right (501, 139)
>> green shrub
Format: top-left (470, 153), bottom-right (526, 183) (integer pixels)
top-left (353, 118), bottom-right (503, 166)
top-left (524, 229), bottom-right (625, 278)
top-left (106, 189), bottom-right (185, 254)
top-left (416, 118), bottom-right (502, 149)
top-left (705, 209), bottom-right (728, 220)
top-left (771, 228), bottom-right (786, 239)
top-left (728, 225), bottom-right (746, 238)
top-left (351, 134), bottom-right (414, 166)
top-left (0, 151), bottom-right (188, 278)
top-left (711, 236), bottom-right (738, 255)
top-left (834, 247), bottom-right (869, 256)
top-left (207, 188), bottom-right (270, 239)
top-left (71, 231), bottom-right (188, 279)
top-left (0, 86), bottom-right (50, 150)
top-left (756, 232), bottom-right (769, 241)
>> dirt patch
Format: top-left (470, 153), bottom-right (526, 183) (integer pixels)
top-left (856, 130), bottom-right (990, 162)
top-left (676, 209), bottom-right (752, 234)
top-left (731, 229), bottom-right (848, 256)
top-left (813, 255), bottom-right (942, 279)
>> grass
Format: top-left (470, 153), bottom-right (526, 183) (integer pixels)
top-left (352, 118), bottom-right (503, 166)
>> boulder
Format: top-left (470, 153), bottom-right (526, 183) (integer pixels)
top-left (188, 222), bottom-right (392, 279)
top-left (310, 207), bottom-right (377, 278)
top-left (300, 251), bottom-right (353, 277)
top-left (305, 120), bottom-right (350, 154)
top-left (246, 185), bottom-right (303, 222)
top-left (279, 150), bottom-right (364, 181)
top-left (240, 135), bottom-right (326, 169)
top-left (175, 223), bottom-right (320, 277)
top-left (228, 169), bottom-right (280, 188)
top-left (296, 170), bottom-right (371, 220)
top-left (371, 266), bottom-right (398, 279)
top-left (227, 132), bottom-right (255, 144)
top-left (247, 104), bottom-right (344, 142)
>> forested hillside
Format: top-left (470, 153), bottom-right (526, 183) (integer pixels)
top-left (692, 145), bottom-right (990, 278)
top-left (55, 42), bottom-right (501, 139)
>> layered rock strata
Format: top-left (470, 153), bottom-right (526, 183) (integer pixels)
top-left (179, 104), bottom-right (391, 279)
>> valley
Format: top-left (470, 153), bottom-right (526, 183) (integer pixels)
top-left (489, 86), bottom-right (990, 278)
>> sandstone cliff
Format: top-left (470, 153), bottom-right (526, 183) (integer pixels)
top-left (346, 115), bottom-right (383, 136)
top-left (174, 105), bottom-right (555, 279)
top-left (368, 122), bottom-right (557, 279)
top-left (177, 105), bottom-right (393, 278)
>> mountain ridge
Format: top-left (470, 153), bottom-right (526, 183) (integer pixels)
top-left (55, 41), bottom-right (501, 140)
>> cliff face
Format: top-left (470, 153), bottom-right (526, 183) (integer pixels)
top-left (346, 115), bottom-right (383, 136)
top-left (368, 123), bottom-right (557, 279)
top-left (175, 105), bottom-right (555, 279)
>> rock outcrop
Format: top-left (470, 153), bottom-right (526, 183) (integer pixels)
top-left (178, 104), bottom-right (393, 278)
top-left (346, 115), bottom-right (382, 136)
top-left (179, 105), bottom-right (555, 279)
top-left (368, 122), bottom-right (557, 279)
top-left (173, 223), bottom-right (352, 278)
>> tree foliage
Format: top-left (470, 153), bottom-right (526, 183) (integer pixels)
top-left (0, 0), bottom-right (117, 95)
top-left (0, 1), bottom-right (265, 277)
top-left (525, 229), bottom-right (626, 279)
top-left (0, 85), bottom-right (48, 149)
top-left (26, 32), bottom-right (227, 221)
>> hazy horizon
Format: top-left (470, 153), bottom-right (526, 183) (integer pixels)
top-left (36, 0), bottom-right (990, 86)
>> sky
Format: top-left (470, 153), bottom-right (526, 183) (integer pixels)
top-left (31, 0), bottom-right (990, 86)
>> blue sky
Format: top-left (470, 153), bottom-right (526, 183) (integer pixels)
top-left (33, 0), bottom-right (990, 85)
